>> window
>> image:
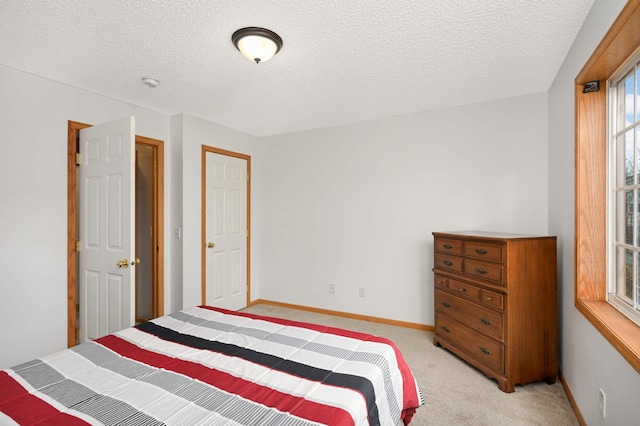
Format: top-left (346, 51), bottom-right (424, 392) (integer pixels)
top-left (609, 49), bottom-right (640, 326)
top-left (575, 0), bottom-right (640, 374)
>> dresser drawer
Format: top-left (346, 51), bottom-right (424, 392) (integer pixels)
top-left (481, 289), bottom-right (504, 310)
top-left (435, 290), bottom-right (503, 340)
top-left (435, 312), bottom-right (504, 374)
top-left (434, 254), bottom-right (463, 273)
top-left (464, 242), bottom-right (504, 263)
top-left (434, 275), bottom-right (449, 290)
top-left (464, 259), bottom-right (503, 284)
top-left (434, 238), bottom-right (463, 255)
top-left (448, 278), bottom-right (481, 301)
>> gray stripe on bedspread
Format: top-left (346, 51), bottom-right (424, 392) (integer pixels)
top-left (73, 342), bottom-right (320, 426)
top-left (13, 360), bottom-right (164, 426)
top-left (74, 341), bottom-right (151, 379)
top-left (11, 360), bottom-right (66, 389)
top-left (169, 310), bottom-right (402, 418)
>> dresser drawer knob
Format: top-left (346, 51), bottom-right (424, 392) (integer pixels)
top-left (479, 346), bottom-right (493, 355)
top-left (443, 244), bottom-right (452, 249)
top-left (475, 249), bottom-right (488, 255)
top-left (458, 287), bottom-right (466, 292)
top-left (480, 317), bottom-right (492, 325)
top-left (486, 297), bottom-right (493, 301)
top-left (443, 260), bottom-right (453, 266)
top-left (440, 325), bottom-right (451, 333)
top-left (475, 268), bottom-right (488, 275)
top-left (441, 301), bottom-right (451, 308)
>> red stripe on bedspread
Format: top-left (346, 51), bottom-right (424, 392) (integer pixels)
top-left (0, 372), bottom-right (89, 426)
top-left (97, 334), bottom-right (356, 426)
top-left (200, 305), bottom-right (422, 417)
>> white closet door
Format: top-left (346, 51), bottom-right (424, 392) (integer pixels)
top-left (204, 151), bottom-right (247, 311)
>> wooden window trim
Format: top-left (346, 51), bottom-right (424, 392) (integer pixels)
top-left (575, 0), bottom-right (640, 373)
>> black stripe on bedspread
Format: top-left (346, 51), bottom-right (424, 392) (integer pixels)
top-left (135, 321), bottom-right (381, 426)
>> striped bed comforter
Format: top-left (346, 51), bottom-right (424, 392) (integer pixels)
top-left (0, 306), bottom-right (424, 425)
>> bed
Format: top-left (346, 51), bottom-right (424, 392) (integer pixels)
top-left (0, 306), bottom-right (424, 425)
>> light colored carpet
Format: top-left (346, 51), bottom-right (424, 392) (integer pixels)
top-left (241, 303), bottom-right (579, 426)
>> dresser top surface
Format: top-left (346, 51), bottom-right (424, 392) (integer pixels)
top-left (433, 230), bottom-right (556, 240)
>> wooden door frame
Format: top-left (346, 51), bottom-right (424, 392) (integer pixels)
top-left (67, 120), bottom-right (165, 347)
top-left (201, 145), bottom-right (251, 307)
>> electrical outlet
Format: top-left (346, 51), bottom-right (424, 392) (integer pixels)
top-left (599, 388), bottom-right (606, 419)
top-left (329, 283), bottom-right (335, 294)
top-left (358, 287), bottom-right (365, 297)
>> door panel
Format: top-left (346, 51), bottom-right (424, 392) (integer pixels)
top-left (85, 271), bottom-right (100, 339)
top-left (204, 150), bottom-right (248, 310)
top-left (211, 251), bottom-right (225, 301)
top-left (79, 116), bottom-right (135, 342)
top-left (230, 248), bottom-right (243, 298)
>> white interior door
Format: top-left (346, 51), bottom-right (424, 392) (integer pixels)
top-left (204, 151), bottom-right (248, 310)
top-left (79, 116), bottom-right (135, 342)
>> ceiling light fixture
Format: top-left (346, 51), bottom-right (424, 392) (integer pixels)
top-left (232, 27), bottom-right (283, 64)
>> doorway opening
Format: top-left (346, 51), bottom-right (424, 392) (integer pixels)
top-left (67, 121), bottom-right (165, 346)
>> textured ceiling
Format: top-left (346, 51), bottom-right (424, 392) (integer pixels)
top-left (0, 0), bottom-right (595, 136)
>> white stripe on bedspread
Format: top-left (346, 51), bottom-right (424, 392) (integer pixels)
top-left (0, 411), bottom-right (19, 425)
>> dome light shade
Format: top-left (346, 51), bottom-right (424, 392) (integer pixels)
top-left (232, 27), bottom-right (283, 64)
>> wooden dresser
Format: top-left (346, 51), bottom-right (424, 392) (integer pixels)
top-left (432, 231), bottom-right (557, 392)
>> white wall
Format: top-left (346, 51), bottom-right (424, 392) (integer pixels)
top-left (169, 114), bottom-right (184, 313)
top-left (0, 65), bottom-right (172, 369)
top-left (548, 0), bottom-right (640, 424)
top-left (177, 114), bottom-right (266, 309)
top-left (260, 93), bottom-right (550, 325)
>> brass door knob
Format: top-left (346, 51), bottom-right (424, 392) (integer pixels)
top-left (207, 242), bottom-right (215, 248)
top-left (131, 258), bottom-right (141, 266)
top-left (116, 259), bottom-right (129, 268)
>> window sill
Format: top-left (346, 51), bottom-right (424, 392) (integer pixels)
top-left (576, 299), bottom-right (640, 373)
